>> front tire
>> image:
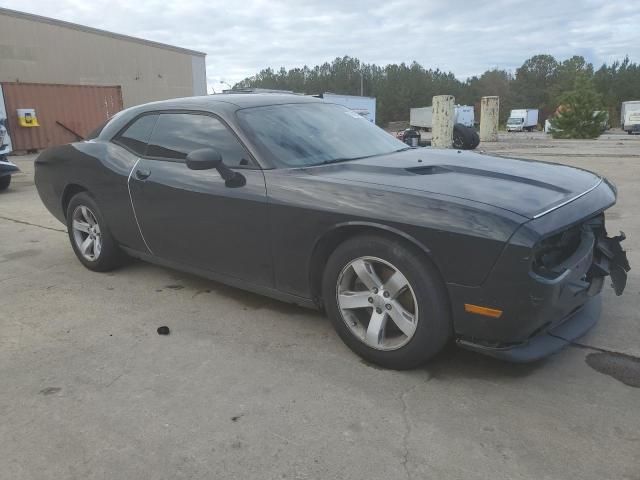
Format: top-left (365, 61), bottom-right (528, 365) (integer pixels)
top-left (66, 192), bottom-right (124, 272)
top-left (0, 175), bottom-right (10, 191)
top-left (322, 234), bottom-right (452, 369)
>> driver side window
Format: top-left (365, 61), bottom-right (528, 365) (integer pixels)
top-left (146, 113), bottom-right (255, 168)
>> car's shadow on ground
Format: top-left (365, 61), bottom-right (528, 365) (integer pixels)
top-left (421, 342), bottom-right (550, 381)
top-left (117, 258), bottom-right (326, 318)
top-left (119, 259), bottom-right (552, 379)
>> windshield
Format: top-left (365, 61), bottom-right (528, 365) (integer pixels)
top-left (237, 102), bottom-right (408, 167)
top-left (507, 117), bottom-right (523, 124)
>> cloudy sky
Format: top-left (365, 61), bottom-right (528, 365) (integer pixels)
top-left (3, 0), bottom-right (639, 91)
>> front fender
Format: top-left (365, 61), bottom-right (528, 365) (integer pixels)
top-left (314, 220), bottom-right (433, 256)
top-left (266, 168), bottom-right (526, 298)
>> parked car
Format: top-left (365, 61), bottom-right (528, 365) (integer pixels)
top-left (0, 118), bottom-right (19, 191)
top-left (34, 94), bottom-right (630, 369)
top-left (397, 127), bottom-right (420, 146)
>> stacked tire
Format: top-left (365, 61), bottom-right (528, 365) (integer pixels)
top-left (452, 124), bottom-right (480, 150)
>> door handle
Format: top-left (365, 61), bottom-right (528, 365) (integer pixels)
top-left (135, 168), bottom-right (151, 180)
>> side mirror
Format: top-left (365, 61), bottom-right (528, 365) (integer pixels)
top-left (186, 148), bottom-right (246, 188)
top-left (186, 148), bottom-right (222, 170)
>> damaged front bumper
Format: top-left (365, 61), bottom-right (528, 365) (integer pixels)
top-left (458, 295), bottom-right (602, 362)
top-left (595, 232), bottom-right (631, 295)
top-left (449, 178), bottom-right (630, 363)
top-left (456, 228), bottom-right (629, 362)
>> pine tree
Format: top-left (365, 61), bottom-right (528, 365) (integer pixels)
top-left (549, 76), bottom-right (607, 139)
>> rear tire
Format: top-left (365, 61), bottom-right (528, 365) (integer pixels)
top-left (66, 192), bottom-right (124, 272)
top-left (0, 175), bottom-right (10, 191)
top-left (322, 234), bottom-right (452, 369)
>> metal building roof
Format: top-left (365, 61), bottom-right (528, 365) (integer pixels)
top-left (0, 7), bottom-right (206, 57)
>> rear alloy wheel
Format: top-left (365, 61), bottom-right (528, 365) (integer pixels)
top-left (66, 192), bottom-right (124, 272)
top-left (323, 234), bottom-right (452, 369)
top-left (72, 205), bottom-right (102, 262)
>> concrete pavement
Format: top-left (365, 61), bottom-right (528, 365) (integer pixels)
top-left (1, 133), bottom-right (639, 479)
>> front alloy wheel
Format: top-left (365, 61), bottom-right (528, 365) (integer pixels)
top-left (337, 256), bottom-right (418, 351)
top-left (322, 234), bottom-right (452, 369)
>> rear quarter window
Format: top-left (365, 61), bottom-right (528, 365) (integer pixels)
top-left (113, 114), bottom-right (159, 155)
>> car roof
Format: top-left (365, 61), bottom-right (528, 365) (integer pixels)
top-left (140, 93), bottom-right (322, 111)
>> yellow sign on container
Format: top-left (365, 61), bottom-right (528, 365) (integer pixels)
top-left (17, 108), bottom-right (40, 127)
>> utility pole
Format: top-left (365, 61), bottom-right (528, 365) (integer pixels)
top-left (360, 71), bottom-right (364, 96)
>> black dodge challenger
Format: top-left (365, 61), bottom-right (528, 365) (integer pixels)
top-left (34, 94), bottom-right (630, 369)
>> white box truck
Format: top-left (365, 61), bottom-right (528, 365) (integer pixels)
top-left (410, 107), bottom-right (433, 129)
top-left (506, 109), bottom-right (539, 132)
top-left (321, 93), bottom-right (376, 123)
top-left (409, 105), bottom-right (475, 130)
top-left (621, 101), bottom-right (640, 134)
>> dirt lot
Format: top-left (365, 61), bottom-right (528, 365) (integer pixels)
top-left (1, 131), bottom-right (639, 480)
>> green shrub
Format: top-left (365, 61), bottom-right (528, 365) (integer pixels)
top-left (550, 76), bottom-right (607, 139)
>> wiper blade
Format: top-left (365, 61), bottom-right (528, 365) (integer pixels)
top-left (319, 156), bottom-right (368, 165)
top-left (317, 149), bottom-right (407, 166)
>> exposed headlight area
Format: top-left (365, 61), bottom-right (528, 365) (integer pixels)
top-left (531, 213), bottom-right (629, 295)
top-left (532, 222), bottom-right (585, 279)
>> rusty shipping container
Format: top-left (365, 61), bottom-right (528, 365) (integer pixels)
top-left (1, 82), bottom-right (123, 151)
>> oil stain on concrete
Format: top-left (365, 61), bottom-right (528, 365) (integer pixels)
top-left (586, 352), bottom-right (640, 388)
top-left (39, 387), bottom-right (62, 395)
top-left (1, 248), bottom-right (41, 262)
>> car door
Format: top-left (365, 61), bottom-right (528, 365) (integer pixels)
top-left (128, 111), bottom-right (272, 287)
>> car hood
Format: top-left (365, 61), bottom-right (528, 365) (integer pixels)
top-left (302, 148), bottom-right (602, 219)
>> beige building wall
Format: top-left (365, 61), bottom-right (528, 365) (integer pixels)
top-left (0, 8), bottom-right (207, 107)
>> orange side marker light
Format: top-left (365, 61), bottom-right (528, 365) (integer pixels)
top-left (464, 304), bottom-right (503, 318)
